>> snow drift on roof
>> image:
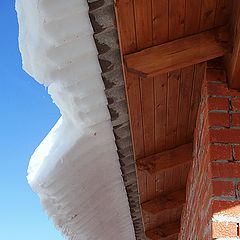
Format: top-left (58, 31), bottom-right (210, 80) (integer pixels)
top-left (16, 0), bottom-right (135, 239)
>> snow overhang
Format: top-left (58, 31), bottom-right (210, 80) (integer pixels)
top-left (16, 0), bottom-right (136, 239)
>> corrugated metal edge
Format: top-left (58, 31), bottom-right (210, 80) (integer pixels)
top-left (87, 0), bottom-right (146, 239)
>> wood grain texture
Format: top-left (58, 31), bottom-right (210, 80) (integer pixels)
top-left (141, 76), bottom-right (156, 200)
top-left (116, 0), bottom-right (230, 160)
top-left (124, 27), bottom-right (228, 78)
top-left (187, 62), bottom-right (206, 141)
top-left (152, 0), bottom-right (169, 45)
top-left (185, 0), bottom-right (202, 35)
top-left (114, 0), bottom-right (137, 54)
top-left (145, 220), bottom-right (180, 240)
top-left (166, 70), bottom-right (181, 149)
top-left (137, 169), bottom-right (147, 203)
top-left (142, 188), bottom-right (186, 214)
top-left (215, 0), bottom-right (233, 27)
top-left (169, 0), bottom-right (185, 40)
top-left (114, 0), bottom-right (145, 159)
top-left (226, 0), bottom-right (240, 89)
top-left (141, 77), bottom-right (155, 156)
top-left (200, 0), bottom-right (218, 31)
top-left (144, 207), bottom-right (182, 235)
top-left (154, 74), bottom-right (168, 153)
top-left (134, 0), bottom-right (153, 49)
top-left (137, 143), bottom-right (193, 174)
top-left (113, 1), bottom-right (231, 237)
top-left (125, 73), bottom-right (145, 159)
top-left (176, 66), bottom-right (195, 145)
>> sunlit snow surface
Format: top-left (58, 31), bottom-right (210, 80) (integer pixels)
top-left (16, 0), bottom-right (135, 239)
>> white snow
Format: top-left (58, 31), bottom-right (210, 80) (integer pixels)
top-left (16, 0), bottom-right (136, 239)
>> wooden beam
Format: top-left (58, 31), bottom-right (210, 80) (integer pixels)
top-left (137, 143), bottom-right (192, 174)
top-left (142, 188), bottom-right (185, 215)
top-left (124, 27), bottom-right (229, 78)
top-left (145, 221), bottom-right (180, 240)
top-left (226, 0), bottom-right (240, 89)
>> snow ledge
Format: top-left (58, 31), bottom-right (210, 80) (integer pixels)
top-left (16, 0), bottom-right (135, 239)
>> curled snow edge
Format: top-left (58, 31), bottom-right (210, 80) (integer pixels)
top-left (16, 0), bottom-right (136, 239)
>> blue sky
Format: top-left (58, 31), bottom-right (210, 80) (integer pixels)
top-left (0, 1), bottom-right (64, 239)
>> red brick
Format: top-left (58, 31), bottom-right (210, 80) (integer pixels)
top-left (212, 200), bottom-right (240, 218)
top-left (212, 221), bottom-right (238, 238)
top-left (236, 182), bottom-right (240, 198)
top-left (212, 181), bottom-right (235, 197)
top-left (207, 84), bottom-right (240, 97)
top-left (210, 129), bottom-right (240, 144)
top-left (207, 58), bottom-right (226, 69)
top-left (208, 98), bottom-right (229, 111)
top-left (232, 98), bottom-right (240, 111)
top-left (208, 113), bottom-right (230, 127)
top-left (234, 145), bottom-right (240, 160)
top-left (211, 162), bottom-right (240, 178)
top-left (181, 70), bottom-right (240, 240)
top-left (207, 83), bottom-right (229, 96)
top-left (206, 69), bottom-right (226, 83)
top-left (232, 114), bottom-right (240, 127)
top-left (209, 144), bottom-right (232, 161)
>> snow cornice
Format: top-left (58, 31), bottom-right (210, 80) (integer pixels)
top-left (16, 0), bottom-right (135, 239)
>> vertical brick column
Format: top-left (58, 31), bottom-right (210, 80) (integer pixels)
top-left (179, 66), bottom-right (240, 240)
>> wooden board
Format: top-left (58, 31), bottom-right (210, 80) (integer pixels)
top-left (185, 0), bottom-right (202, 35)
top-left (134, 0), bottom-right (153, 50)
top-left (145, 220), bottom-right (180, 240)
top-left (154, 74), bottom-right (168, 153)
top-left (137, 143), bottom-right (193, 174)
top-left (166, 70), bottom-right (181, 149)
top-left (200, 0), bottom-right (218, 31)
top-left (215, 0), bottom-right (233, 27)
top-left (142, 188), bottom-right (186, 214)
top-left (124, 27), bottom-right (229, 78)
top-left (186, 62), bottom-right (206, 141)
top-left (115, 0), bottom-right (231, 160)
top-left (169, 0), bottom-right (185, 40)
top-left (114, 0), bottom-right (233, 237)
top-left (141, 77), bottom-right (155, 156)
top-left (176, 66), bottom-right (195, 145)
top-left (226, 0), bottom-right (240, 89)
top-left (152, 0), bottom-right (169, 45)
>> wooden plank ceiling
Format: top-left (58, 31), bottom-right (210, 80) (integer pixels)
top-left (114, 0), bottom-right (233, 239)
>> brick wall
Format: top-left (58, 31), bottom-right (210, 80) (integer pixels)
top-left (179, 65), bottom-right (240, 240)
